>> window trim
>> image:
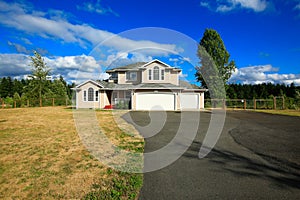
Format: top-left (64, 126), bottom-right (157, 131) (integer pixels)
top-left (83, 90), bottom-right (87, 101)
top-left (161, 69), bottom-right (165, 80)
top-left (126, 71), bottom-right (137, 81)
top-left (153, 66), bottom-right (159, 80)
top-left (83, 88), bottom-right (99, 102)
top-left (88, 88), bottom-right (94, 101)
top-left (148, 69), bottom-right (152, 80)
top-left (95, 90), bottom-right (99, 101)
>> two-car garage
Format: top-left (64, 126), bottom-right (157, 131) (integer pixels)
top-left (135, 92), bottom-right (202, 111)
top-left (135, 93), bottom-right (176, 111)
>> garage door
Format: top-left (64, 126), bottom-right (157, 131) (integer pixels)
top-left (136, 93), bottom-right (175, 110)
top-left (179, 93), bottom-right (199, 110)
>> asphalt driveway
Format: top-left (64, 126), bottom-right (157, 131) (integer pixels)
top-left (123, 111), bottom-right (300, 199)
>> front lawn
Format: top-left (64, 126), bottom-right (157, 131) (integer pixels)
top-left (0, 107), bottom-right (143, 199)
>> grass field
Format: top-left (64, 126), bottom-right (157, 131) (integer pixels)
top-left (254, 109), bottom-right (300, 117)
top-left (0, 107), bottom-right (143, 199)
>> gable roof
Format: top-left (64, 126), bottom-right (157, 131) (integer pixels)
top-left (106, 59), bottom-right (181, 72)
top-left (139, 59), bottom-right (174, 69)
top-left (75, 79), bottom-right (104, 89)
top-left (106, 62), bottom-right (147, 72)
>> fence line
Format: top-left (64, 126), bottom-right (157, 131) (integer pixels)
top-left (205, 96), bottom-right (295, 110)
top-left (0, 98), bottom-right (71, 109)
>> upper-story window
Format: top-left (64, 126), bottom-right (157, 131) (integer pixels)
top-left (153, 66), bottom-right (159, 80)
top-left (111, 72), bottom-right (118, 80)
top-left (126, 71), bottom-right (137, 81)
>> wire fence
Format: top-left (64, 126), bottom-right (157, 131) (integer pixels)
top-left (0, 98), bottom-right (71, 109)
top-left (1, 96), bottom-right (299, 110)
top-left (205, 97), bottom-right (300, 110)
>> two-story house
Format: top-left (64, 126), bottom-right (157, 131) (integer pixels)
top-left (74, 59), bottom-right (207, 110)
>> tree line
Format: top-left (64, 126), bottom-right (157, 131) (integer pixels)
top-left (226, 83), bottom-right (299, 100)
top-left (195, 28), bottom-right (300, 109)
top-left (0, 51), bottom-right (74, 106)
top-left (0, 76), bottom-right (74, 100)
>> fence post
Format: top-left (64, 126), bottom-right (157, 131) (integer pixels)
top-left (52, 98), bottom-right (55, 107)
top-left (27, 100), bottom-right (29, 107)
top-left (243, 99), bottom-right (246, 110)
top-left (1, 100), bottom-right (4, 109)
top-left (254, 99), bottom-right (256, 110)
top-left (222, 99), bottom-right (226, 109)
top-left (282, 96), bottom-right (285, 110)
top-left (39, 98), bottom-right (42, 107)
top-left (273, 97), bottom-right (276, 110)
top-left (14, 101), bottom-right (16, 108)
top-left (65, 98), bottom-right (68, 106)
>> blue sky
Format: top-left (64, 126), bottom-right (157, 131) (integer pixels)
top-left (0, 0), bottom-right (300, 85)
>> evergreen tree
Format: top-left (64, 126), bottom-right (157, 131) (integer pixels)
top-left (27, 51), bottom-right (51, 100)
top-left (196, 29), bottom-right (236, 87)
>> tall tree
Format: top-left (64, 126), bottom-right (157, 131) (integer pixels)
top-left (195, 29), bottom-right (236, 88)
top-left (28, 51), bottom-right (51, 100)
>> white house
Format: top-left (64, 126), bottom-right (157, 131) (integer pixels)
top-left (73, 59), bottom-right (207, 110)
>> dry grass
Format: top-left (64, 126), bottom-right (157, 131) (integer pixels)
top-left (254, 109), bottom-right (300, 117)
top-left (96, 110), bottom-right (144, 153)
top-left (0, 107), bottom-right (143, 199)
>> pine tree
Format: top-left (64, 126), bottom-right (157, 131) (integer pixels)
top-left (27, 51), bottom-right (51, 100)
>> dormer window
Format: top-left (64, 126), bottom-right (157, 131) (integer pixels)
top-left (153, 66), bottom-right (159, 80)
top-left (126, 71), bottom-right (137, 81)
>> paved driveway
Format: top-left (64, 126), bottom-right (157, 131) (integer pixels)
top-left (123, 111), bottom-right (300, 199)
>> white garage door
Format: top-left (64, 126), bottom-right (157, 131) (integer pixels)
top-left (179, 93), bottom-right (199, 110)
top-left (136, 93), bottom-right (175, 110)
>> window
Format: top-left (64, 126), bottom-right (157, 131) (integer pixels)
top-left (111, 73), bottom-right (118, 80)
top-left (83, 91), bottom-right (87, 101)
top-left (126, 72), bottom-right (137, 81)
top-left (125, 91), bottom-right (131, 99)
top-left (148, 69), bottom-right (152, 80)
top-left (88, 88), bottom-right (94, 101)
top-left (95, 91), bottom-right (99, 101)
top-left (153, 66), bottom-right (159, 80)
top-left (161, 69), bottom-right (165, 80)
top-left (112, 91), bottom-right (118, 100)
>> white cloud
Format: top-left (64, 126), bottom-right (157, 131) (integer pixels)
top-left (230, 0), bottom-right (268, 12)
top-left (201, 0), bottom-right (269, 13)
top-left (229, 64), bottom-right (300, 85)
top-left (20, 38), bottom-right (32, 45)
top-left (0, 52), bottom-right (154, 83)
top-left (0, 53), bottom-right (104, 82)
top-left (99, 73), bottom-right (111, 80)
top-left (0, 1), bottom-right (179, 54)
top-left (200, 2), bottom-right (210, 9)
top-left (179, 72), bottom-right (188, 78)
top-left (0, 54), bottom-right (31, 76)
top-left (99, 51), bottom-right (153, 69)
top-left (216, 5), bottom-right (234, 12)
top-left (77, 0), bottom-right (119, 17)
top-left (7, 41), bottom-right (31, 54)
top-left (295, 3), bottom-right (300, 10)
